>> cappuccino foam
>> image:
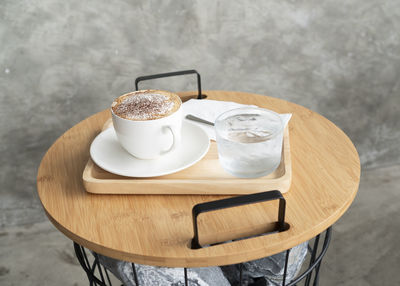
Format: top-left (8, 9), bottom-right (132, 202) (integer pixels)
top-left (112, 90), bottom-right (181, 121)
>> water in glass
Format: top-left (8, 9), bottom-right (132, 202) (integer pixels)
top-left (215, 108), bottom-right (283, 178)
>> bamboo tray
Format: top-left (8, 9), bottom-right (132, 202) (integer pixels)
top-left (83, 120), bottom-right (292, 195)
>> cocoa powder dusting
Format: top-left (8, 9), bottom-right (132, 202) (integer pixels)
top-left (113, 93), bottom-right (175, 120)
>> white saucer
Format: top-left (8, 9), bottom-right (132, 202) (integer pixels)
top-left (90, 121), bottom-right (210, 177)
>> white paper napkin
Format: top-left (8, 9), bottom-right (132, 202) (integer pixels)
top-left (182, 99), bottom-right (292, 141)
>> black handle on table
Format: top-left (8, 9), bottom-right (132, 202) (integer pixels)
top-left (191, 190), bottom-right (286, 249)
top-left (135, 70), bottom-right (203, 99)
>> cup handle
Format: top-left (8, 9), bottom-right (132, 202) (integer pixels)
top-left (162, 125), bottom-right (180, 155)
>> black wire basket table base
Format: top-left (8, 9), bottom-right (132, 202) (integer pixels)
top-left (74, 227), bottom-right (331, 286)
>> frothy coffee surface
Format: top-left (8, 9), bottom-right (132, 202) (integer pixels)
top-left (112, 90), bottom-right (181, 120)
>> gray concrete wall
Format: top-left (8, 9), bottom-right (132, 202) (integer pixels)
top-left (1, 0), bottom-right (399, 228)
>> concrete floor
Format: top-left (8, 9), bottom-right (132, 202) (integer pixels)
top-left (1, 164), bottom-right (399, 286)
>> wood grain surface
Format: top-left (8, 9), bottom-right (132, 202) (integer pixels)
top-left (37, 91), bottom-right (361, 267)
top-left (82, 124), bottom-right (292, 195)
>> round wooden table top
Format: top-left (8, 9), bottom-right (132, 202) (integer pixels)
top-left (37, 91), bottom-right (360, 267)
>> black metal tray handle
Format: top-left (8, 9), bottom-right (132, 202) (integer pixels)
top-left (191, 190), bottom-right (287, 249)
top-left (135, 70), bottom-right (203, 99)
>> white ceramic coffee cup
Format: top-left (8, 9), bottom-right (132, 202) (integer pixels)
top-left (111, 90), bottom-right (182, 159)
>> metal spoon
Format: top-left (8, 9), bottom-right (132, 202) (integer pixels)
top-left (185, 114), bottom-right (215, 126)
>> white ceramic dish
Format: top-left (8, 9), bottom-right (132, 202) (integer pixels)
top-left (90, 121), bottom-right (210, 177)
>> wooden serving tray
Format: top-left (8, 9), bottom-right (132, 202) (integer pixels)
top-left (83, 120), bottom-right (292, 195)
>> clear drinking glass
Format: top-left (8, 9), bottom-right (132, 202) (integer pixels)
top-left (215, 107), bottom-right (284, 178)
